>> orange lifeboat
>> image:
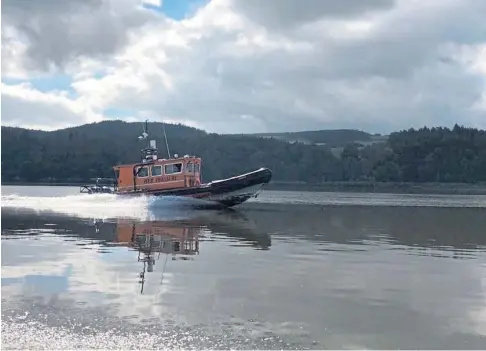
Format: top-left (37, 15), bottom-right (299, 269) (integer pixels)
top-left (80, 120), bottom-right (272, 207)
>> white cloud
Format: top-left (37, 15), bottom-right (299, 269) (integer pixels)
top-left (1, 83), bottom-right (104, 130)
top-left (142, 0), bottom-right (163, 6)
top-left (1, 0), bottom-right (485, 133)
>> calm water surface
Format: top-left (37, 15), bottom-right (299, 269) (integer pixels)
top-left (2, 185), bottom-right (486, 349)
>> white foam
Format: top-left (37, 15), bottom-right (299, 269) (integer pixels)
top-left (1, 193), bottom-right (214, 221)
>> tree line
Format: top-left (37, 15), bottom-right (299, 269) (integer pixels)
top-left (1, 121), bottom-right (485, 184)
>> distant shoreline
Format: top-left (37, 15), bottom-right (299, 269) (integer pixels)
top-left (3, 180), bottom-right (486, 195)
top-left (265, 181), bottom-right (486, 195)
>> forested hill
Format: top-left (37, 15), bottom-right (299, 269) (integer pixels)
top-left (1, 121), bottom-right (486, 184)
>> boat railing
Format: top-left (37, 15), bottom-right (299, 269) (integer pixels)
top-left (80, 177), bottom-right (118, 194)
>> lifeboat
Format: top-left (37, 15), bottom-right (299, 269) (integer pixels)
top-left (80, 121), bottom-right (272, 207)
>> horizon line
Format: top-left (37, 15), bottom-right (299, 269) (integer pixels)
top-left (0, 119), bottom-right (482, 136)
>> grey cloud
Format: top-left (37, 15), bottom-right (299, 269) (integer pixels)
top-left (289, 0), bottom-right (486, 80)
top-left (133, 1), bottom-right (486, 133)
top-left (1, 0), bottom-right (159, 72)
top-left (202, 1), bottom-right (486, 132)
top-left (229, 0), bottom-right (396, 30)
top-left (1, 0), bottom-right (99, 15)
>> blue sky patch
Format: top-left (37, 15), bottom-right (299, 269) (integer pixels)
top-left (3, 74), bottom-right (77, 98)
top-left (92, 70), bottom-right (109, 80)
top-left (143, 0), bottom-right (209, 20)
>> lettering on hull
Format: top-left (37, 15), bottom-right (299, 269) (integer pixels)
top-left (143, 176), bottom-right (178, 184)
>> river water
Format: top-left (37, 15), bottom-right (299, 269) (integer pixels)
top-left (2, 185), bottom-right (486, 349)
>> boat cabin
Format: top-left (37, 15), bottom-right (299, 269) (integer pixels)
top-left (113, 139), bottom-right (202, 193)
top-left (114, 155), bottom-right (202, 193)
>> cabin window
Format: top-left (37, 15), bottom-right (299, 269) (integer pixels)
top-left (151, 165), bottom-right (162, 176)
top-left (137, 166), bottom-right (149, 177)
top-left (165, 163), bottom-right (183, 175)
top-left (186, 162), bottom-right (194, 173)
top-left (195, 163), bottom-right (200, 173)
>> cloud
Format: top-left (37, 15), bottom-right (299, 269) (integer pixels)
top-left (1, 0), bottom-right (485, 133)
top-left (228, 0), bottom-right (396, 30)
top-left (1, 83), bottom-right (103, 130)
top-left (1, 0), bottom-right (160, 73)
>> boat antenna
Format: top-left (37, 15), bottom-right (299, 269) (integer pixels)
top-left (138, 119), bottom-right (171, 158)
top-left (138, 120), bottom-right (149, 141)
top-left (162, 122), bottom-right (171, 159)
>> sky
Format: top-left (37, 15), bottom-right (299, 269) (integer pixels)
top-left (1, 0), bottom-right (485, 134)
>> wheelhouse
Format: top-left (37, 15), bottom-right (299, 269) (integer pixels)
top-left (113, 155), bottom-right (202, 193)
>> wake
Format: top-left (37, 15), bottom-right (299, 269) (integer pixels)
top-left (1, 193), bottom-right (219, 221)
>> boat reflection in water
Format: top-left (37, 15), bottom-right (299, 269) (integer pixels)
top-left (103, 209), bottom-right (271, 293)
top-left (1, 206), bottom-right (272, 295)
top-left (114, 219), bottom-right (201, 293)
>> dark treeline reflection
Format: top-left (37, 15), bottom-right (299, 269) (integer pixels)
top-left (2, 204), bottom-right (486, 254)
top-left (238, 204), bottom-right (486, 252)
top-left (0, 208), bottom-right (272, 251)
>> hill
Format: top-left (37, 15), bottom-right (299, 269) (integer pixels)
top-left (0, 121), bottom-right (343, 183)
top-left (1, 121), bottom-right (486, 185)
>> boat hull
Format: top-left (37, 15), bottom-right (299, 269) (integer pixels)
top-left (117, 167), bottom-right (272, 207)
